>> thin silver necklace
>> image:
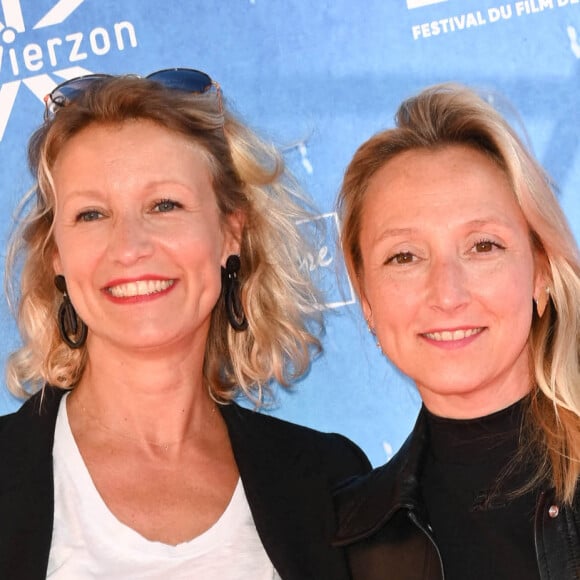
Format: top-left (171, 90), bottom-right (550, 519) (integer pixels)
top-left (73, 397), bottom-right (218, 451)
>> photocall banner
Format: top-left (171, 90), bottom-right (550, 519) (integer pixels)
top-left (0, 0), bottom-right (578, 465)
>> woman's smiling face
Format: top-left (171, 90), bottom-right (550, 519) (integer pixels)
top-left (51, 119), bottom-right (241, 355)
top-left (358, 144), bottom-right (544, 418)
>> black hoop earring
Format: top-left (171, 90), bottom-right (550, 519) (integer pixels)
top-left (54, 275), bottom-right (88, 349)
top-left (221, 255), bottom-right (248, 332)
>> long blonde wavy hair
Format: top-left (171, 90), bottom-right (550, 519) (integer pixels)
top-left (338, 83), bottom-right (580, 503)
top-left (6, 75), bottom-right (322, 405)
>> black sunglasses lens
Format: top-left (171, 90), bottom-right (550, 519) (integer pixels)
top-left (146, 69), bottom-right (212, 93)
top-left (49, 75), bottom-right (109, 110)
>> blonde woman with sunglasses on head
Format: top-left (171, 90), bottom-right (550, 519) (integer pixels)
top-left (0, 69), bottom-right (370, 580)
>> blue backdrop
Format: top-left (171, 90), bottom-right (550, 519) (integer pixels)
top-left (0, 0), bottom-right (578, 466)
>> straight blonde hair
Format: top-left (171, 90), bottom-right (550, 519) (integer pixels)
top-left (338, 83), bottom-right (580, 503)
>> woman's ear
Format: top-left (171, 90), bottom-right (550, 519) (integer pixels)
top-left (533, 252), bottom-right (551, 318)
top-left (53, 250), bottom-right (63, 277)
top-left (357, 275), bottom-right (374, 331)
top-left (223, 210), bottom-right (245, 258)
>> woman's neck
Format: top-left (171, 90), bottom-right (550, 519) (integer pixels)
top-left (418, 354), bottom-right (533, 420)
top-left (424, 395), bottom-right (528, 465)
top-left (68, 336), bottom-right (217, 451)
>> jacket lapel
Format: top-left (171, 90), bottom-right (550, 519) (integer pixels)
top-left (0, 387), bottom-right (66, 580)
top-left (220, 402), bottom-right (352, 580)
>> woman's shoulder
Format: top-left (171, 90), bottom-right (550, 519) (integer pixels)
top-left (221, 402), bottom-right (343, 438)
top-left (221, 401), bottom-right (363, 447)
top-left (220, 402), bottom-right (371, 477)
top-left (0, 387), bottom-right (65, 497)
top-left (0, 386), bottom-right (66, 438)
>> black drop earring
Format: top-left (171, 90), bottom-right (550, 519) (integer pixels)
top-left (54, 275), bottom-right (88, 349)
top-left (221, 255), bottom-right (248, 331)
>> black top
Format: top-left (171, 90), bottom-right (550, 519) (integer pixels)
top-left (421, 398), bottom-right (541, 580)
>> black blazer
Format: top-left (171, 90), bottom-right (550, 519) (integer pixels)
top-left (0, 386), bottom-right (370, 580)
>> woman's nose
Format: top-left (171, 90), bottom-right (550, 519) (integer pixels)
top-left (426, 257), bottom-right (470, 311)
top-left (107, 215), bottom-right (154, 265)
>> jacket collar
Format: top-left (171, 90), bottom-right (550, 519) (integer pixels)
top-left (333, 407), bottom-right (429, 545)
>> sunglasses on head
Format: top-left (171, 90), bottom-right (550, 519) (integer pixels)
top-left (44, 68), bottom-right (221, 119)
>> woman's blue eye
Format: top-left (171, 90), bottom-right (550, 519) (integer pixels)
top-left (77, 210), bottom-right (102, 222)
top-left (154, 199), bottom-right (181, 212)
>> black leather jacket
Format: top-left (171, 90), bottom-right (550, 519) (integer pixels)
top-left (333, 409), bottom-right (580, 580)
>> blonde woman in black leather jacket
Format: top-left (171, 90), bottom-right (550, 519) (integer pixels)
top-left (333, 83), bottom-right (580, 580)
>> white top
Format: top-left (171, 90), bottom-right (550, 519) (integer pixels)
top-left (48, 393), bottom-right (280, 579)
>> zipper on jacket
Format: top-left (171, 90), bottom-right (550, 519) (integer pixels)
top-left (408, 510), bottom-right (445, 579)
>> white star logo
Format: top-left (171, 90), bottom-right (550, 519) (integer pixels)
top-left (0, 0), bottom-right (137, 140)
